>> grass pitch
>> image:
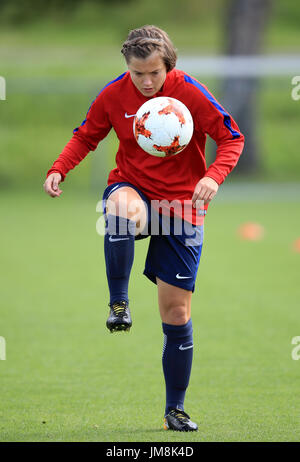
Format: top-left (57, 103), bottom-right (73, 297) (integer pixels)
top-left (0, 189), bottom-right (299, 442)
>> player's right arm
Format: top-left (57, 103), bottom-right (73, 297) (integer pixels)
top-left (44, 87), bottom-right (112, 197)
top-left (43, 172), bottom-right (63, 198)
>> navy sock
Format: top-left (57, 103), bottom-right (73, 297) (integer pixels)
top-left (104, 214), bottom-right (136, 305)
top-left (162, 319), bottom-right (193, 416)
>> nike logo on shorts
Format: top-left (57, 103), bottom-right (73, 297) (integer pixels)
top-left (125, 113), bottom-right (136, 118)
top-left (176, 273), bottom-right (192, 279)
top-left (179, 344), bottom-right (193, 351)
top-left (109, 236), bottom-right (130, 242)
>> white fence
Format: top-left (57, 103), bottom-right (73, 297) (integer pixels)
top-left (177, 54), bottom-right (300, 77)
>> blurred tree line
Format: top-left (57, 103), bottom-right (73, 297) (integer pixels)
top-left (0, 0), bottom-right (127, 23)
top-left (222, 0), bottom-right (272, 175)
top-left (1, 0), bottom-right (299, 186)
top-left (0, 0), bottom-right (215, 26)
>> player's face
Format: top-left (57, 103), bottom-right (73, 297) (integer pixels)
top-left (128, 51), bottom-right (167, 97)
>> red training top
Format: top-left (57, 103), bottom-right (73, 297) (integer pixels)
top-left (47, 69), bottom-right (244, 224)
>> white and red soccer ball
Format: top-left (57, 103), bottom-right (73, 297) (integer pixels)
top-left (134, 97), bottom-right (194, 157)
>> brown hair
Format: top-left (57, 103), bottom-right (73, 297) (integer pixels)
top-left (121, 25), bottom-right (177, 72)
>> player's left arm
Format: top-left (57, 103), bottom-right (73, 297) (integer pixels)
top-left (192, 87), bottom-right (245, 207)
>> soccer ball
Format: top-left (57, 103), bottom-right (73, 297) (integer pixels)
top-left (133, 97), bottom-right (194, 157)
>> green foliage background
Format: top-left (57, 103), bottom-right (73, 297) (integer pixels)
top-left (0, 0), bottom-right (300, 190)
top-left (1, 1), bottom-right (299, 442)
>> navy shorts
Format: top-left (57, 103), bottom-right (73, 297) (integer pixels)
top-left (102, 182), bottom-right (204, 292)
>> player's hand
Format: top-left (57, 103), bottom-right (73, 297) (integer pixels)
top-left (43, 173), bottom-right (63, 198)
top-left (192, 176), bottom-right (219, 207)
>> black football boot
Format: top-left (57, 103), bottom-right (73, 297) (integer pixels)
top-left (164, 408), bottom-right (198, 432)
top-left (106, 301), bottom-right (132, 333)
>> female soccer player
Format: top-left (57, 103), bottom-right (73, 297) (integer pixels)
top-left (44, 25), bottom-right (244, 432)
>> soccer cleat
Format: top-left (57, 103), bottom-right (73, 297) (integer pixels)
top-left (106, 301), bottom-right (132, 333)
top-left (163, 408), bottom-right (198, 432)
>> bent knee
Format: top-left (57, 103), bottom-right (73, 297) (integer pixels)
top-left (106, 189), bottom-right (147, 225)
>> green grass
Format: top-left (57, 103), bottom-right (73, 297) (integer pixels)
top-left (0, 190), bottom-right (299, 442)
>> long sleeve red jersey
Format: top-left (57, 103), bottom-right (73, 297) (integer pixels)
top-left (47, 69), bottom-right (244, 224)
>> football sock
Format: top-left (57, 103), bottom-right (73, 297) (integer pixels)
top-left (162, 319), bottom-right (193, 416)
top-left (104, 214), bottom-right (136, 305)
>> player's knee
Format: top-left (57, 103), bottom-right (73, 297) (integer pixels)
top-left (107, 193), bottom-right (146, 224)
top-left (166, 304), bottom-right (190, 326)
top-left (107, 195), bottom-right (126, 216)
